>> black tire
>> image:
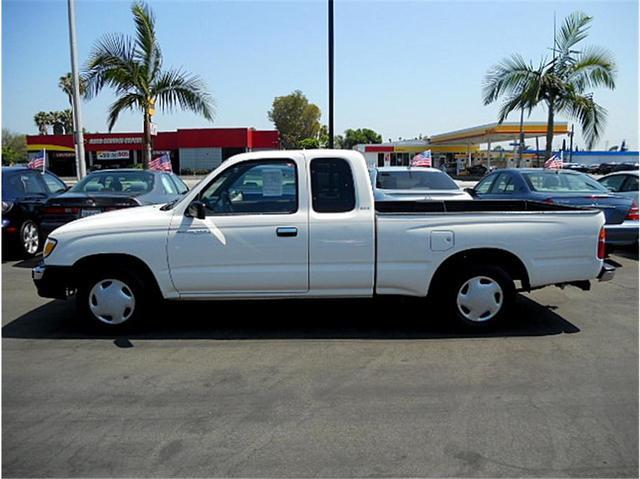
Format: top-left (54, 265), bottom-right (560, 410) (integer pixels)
top-left (442, 264), bottom-right (515, 330)
top-left (76, 268), bottom-right (147, 332)
top-left (19, 220), bottom-right (40, 257)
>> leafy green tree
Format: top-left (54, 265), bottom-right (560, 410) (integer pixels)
top-left (342, 128), bottom-right (382, 149)
top-left (268, 90), bottom-right (321, 149)
top-left (299, 138), bottom-right (319, 149)
top-left (483, 12), bottom-right (615, 158)
top-left (2, 129), bottom-right (27, 165)
top-left (84, 1), bottom-right (214, 168)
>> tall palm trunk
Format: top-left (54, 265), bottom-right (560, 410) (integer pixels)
top-left (544, 99), bottom-right (555, 160)
top-left (143, 111), bottom-right (152, 169)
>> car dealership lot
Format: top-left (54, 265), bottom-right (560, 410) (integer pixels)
top-left (2, 250), bottom-right (638, 477)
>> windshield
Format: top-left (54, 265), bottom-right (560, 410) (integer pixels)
top-left (71, 171), bottom-right (155, 194)
top-left (376, 170), bottom-right (458, 191)
top-left (523, 171), bottom-right (609, 194)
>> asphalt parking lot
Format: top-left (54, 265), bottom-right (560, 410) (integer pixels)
top-left (2, 249), bottom-right (638, 477)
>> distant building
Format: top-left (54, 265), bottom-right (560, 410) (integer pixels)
top-left (26, 127), bottom-right (280, 176)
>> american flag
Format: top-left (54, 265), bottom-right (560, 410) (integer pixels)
top-left (149, 152), bottom-right (172, 172)
top-left (28, 150), bottom-right (46, 170)
top-left (410, 150), bottom-right (432, 167)
top-left (544, 154), bottom-right (563, 169)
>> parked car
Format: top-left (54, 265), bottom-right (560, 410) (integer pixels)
top-left (40, 169), bottom-right (189, 236)
top-left (598, 171), bottom-right (639, 203)
top-left (465, 164), bottom-right (489, 176)
top-left (2, 167), bottom-right (68, 256)
top-left (369, 167), bottom-right (472, 202)
top-left (34, 150), bottom-right (612, 331)
top-left (467, 168), bottom-right (638, 246)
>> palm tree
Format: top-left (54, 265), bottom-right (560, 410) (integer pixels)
top-left (483, 12), bottom-right (616, 159)
top-left (34, 112), bottom-right (50, 135)
top-left (59, 72), bottom-right (87, 107)
top-left (84, 1), bottom-right (214, 168)
top-left (60, 109), bottom-right (74, 134)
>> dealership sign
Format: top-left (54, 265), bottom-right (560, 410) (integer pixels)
top-left (89, 137), bottom-right (142, 145)
top-left (96, 150), bottom-right (130, 160)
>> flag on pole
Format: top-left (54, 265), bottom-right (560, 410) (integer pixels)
top-left (410, 150), bottom-right (432, 167)
top-left (149, 152), bottom-right (172, 172)
top-left (28, 150), bottom-right (46, 170)
top-left (544, 153), bottom-right (563, 169)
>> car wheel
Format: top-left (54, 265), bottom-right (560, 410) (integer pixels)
top-left (444, 264), bottom-right (515, 329)
top-left (77, 269), bottom-right (146, 331)
top-left (20, 220), bottom-right (40, 257)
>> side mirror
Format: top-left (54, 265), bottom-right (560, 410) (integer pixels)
top-left (185, 200), bottom-right (206, 220)
top-left (464, 187), bottom-right (477, 197)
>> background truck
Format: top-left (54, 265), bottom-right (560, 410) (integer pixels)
top-left (33, 150), bottom-right (614, 330)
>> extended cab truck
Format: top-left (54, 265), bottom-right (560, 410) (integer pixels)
top-left (33, 150), bottom-right (615, 330)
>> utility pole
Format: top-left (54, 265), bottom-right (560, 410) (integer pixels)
top-left (328, 0), bottom-right (334, 148)
top-left (67, 0), bottom-right (86, 179)
top-left (518, 107), bottom-right (525, 167)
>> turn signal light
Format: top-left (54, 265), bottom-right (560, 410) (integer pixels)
top-left (597, 227), bottom-right (606, 260)
top-left (43, 238), bottom-right (57, 258)
top-left (626, 200), bottom-right (639, 221)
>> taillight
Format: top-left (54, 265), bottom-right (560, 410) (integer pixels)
top-left (42, 206), bottom-right (80, 215)
top-left (597, 227), bottom-right (606, 259)
top-left (625, 200), bottom-right (639, 221)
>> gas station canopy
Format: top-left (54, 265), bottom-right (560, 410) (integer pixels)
top-left (430, 121), bottom-right (569, 145)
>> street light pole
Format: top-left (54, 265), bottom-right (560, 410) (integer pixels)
top-left (67, 0), bottom-right (87, 179)
top-left (328, 0), bottom-right (334, 149)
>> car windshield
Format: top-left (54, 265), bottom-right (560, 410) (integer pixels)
top-left (71, 171), bottom-right (155, 194)
top-left (375, 170), bottom-right (458, 190)
top-left (523, 171), bottom-right (609, 193)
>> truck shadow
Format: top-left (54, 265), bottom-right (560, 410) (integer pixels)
top-left (2, 294), bottom-right (579, 341)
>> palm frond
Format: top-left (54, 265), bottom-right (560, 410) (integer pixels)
top-left (131, 1), bottom-right (162, 82)
top-left (152, 69), bottom-right (215, 121)
top-left (482, 54), bottom-right (542, 105)
top-left (84, 33), bottom-right (137, 98)
top-left (569, 45), bottom-right (616, 91)
top-left (558, 93), bottom-right (607, 149)
top-left (556, 11), bottom-right (592, 53)
top-left (107, 93), bottom-right (144, 131)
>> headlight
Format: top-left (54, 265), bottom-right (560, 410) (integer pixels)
top-left (2, 201), bottom-right (14, 213)
top-left (43, 238), bottom-right (57, 258)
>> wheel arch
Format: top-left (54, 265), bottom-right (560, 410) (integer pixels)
top-left (72, 253), bottom-right (162, 299)
top-left (428, 247), bottom-right (530, 297)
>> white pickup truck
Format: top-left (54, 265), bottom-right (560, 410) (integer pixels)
top-left (33, 150), bottom-right (614, 330)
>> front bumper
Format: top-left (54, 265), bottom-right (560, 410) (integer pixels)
top-left (32, 262), bottom-right (74, 299)
top-left (605, 220), bottom-right (639, 246)
top-left (598, 261), bottom-right (616, 282)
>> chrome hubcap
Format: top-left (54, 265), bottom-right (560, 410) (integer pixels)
top-left (88, 279), bottom-right (136, 325)
top-left (456, 275), bottom-right (503, 322)
top-left (22, 222), bottom-right (39, 254)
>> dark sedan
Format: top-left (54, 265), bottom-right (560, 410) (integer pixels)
top-left (40, 169), bottom-right (189, 236)
top-left (2, 167), bottom-right (68, 256)
top-left (467, 168), bottom-right (638, 246)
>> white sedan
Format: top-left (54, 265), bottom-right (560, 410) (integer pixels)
top-left (369, 166), bottom-right (472, 202)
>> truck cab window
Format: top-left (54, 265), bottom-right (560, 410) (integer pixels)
top-left (310, 158), bottom-right (356, 213)
top-left (199, 160), bottom-right (298, 215)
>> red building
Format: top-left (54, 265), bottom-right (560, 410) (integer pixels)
top-left (26, 127), bottom-right (280, 176)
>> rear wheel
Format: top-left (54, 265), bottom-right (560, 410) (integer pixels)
top-left (19, 220), bottom-right (40, 257)
top-left (77, 268), bottom-right (147, 331)
top-left (443, 264), bottom-right (515, 329)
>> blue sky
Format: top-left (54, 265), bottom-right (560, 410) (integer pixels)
top-left (2, 0), bottom-right (638, 150)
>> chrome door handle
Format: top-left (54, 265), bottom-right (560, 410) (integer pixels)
top-left (276, 227), bottom-right (298, 237)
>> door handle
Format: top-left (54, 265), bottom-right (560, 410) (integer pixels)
top-left (276, 227), bottom-right (298, 237)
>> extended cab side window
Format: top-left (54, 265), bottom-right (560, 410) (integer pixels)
top-left (310, 158), bottom-right (355, 213)
top-left (199, 160), bottom-right (298, 215)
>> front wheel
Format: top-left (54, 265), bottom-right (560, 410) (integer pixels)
top-left (77, 269), bottom-right (147, 331)
top-left (20, 220), bottom-right (40, 257)
top-left (444, 264), bottom-right (515, 329)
